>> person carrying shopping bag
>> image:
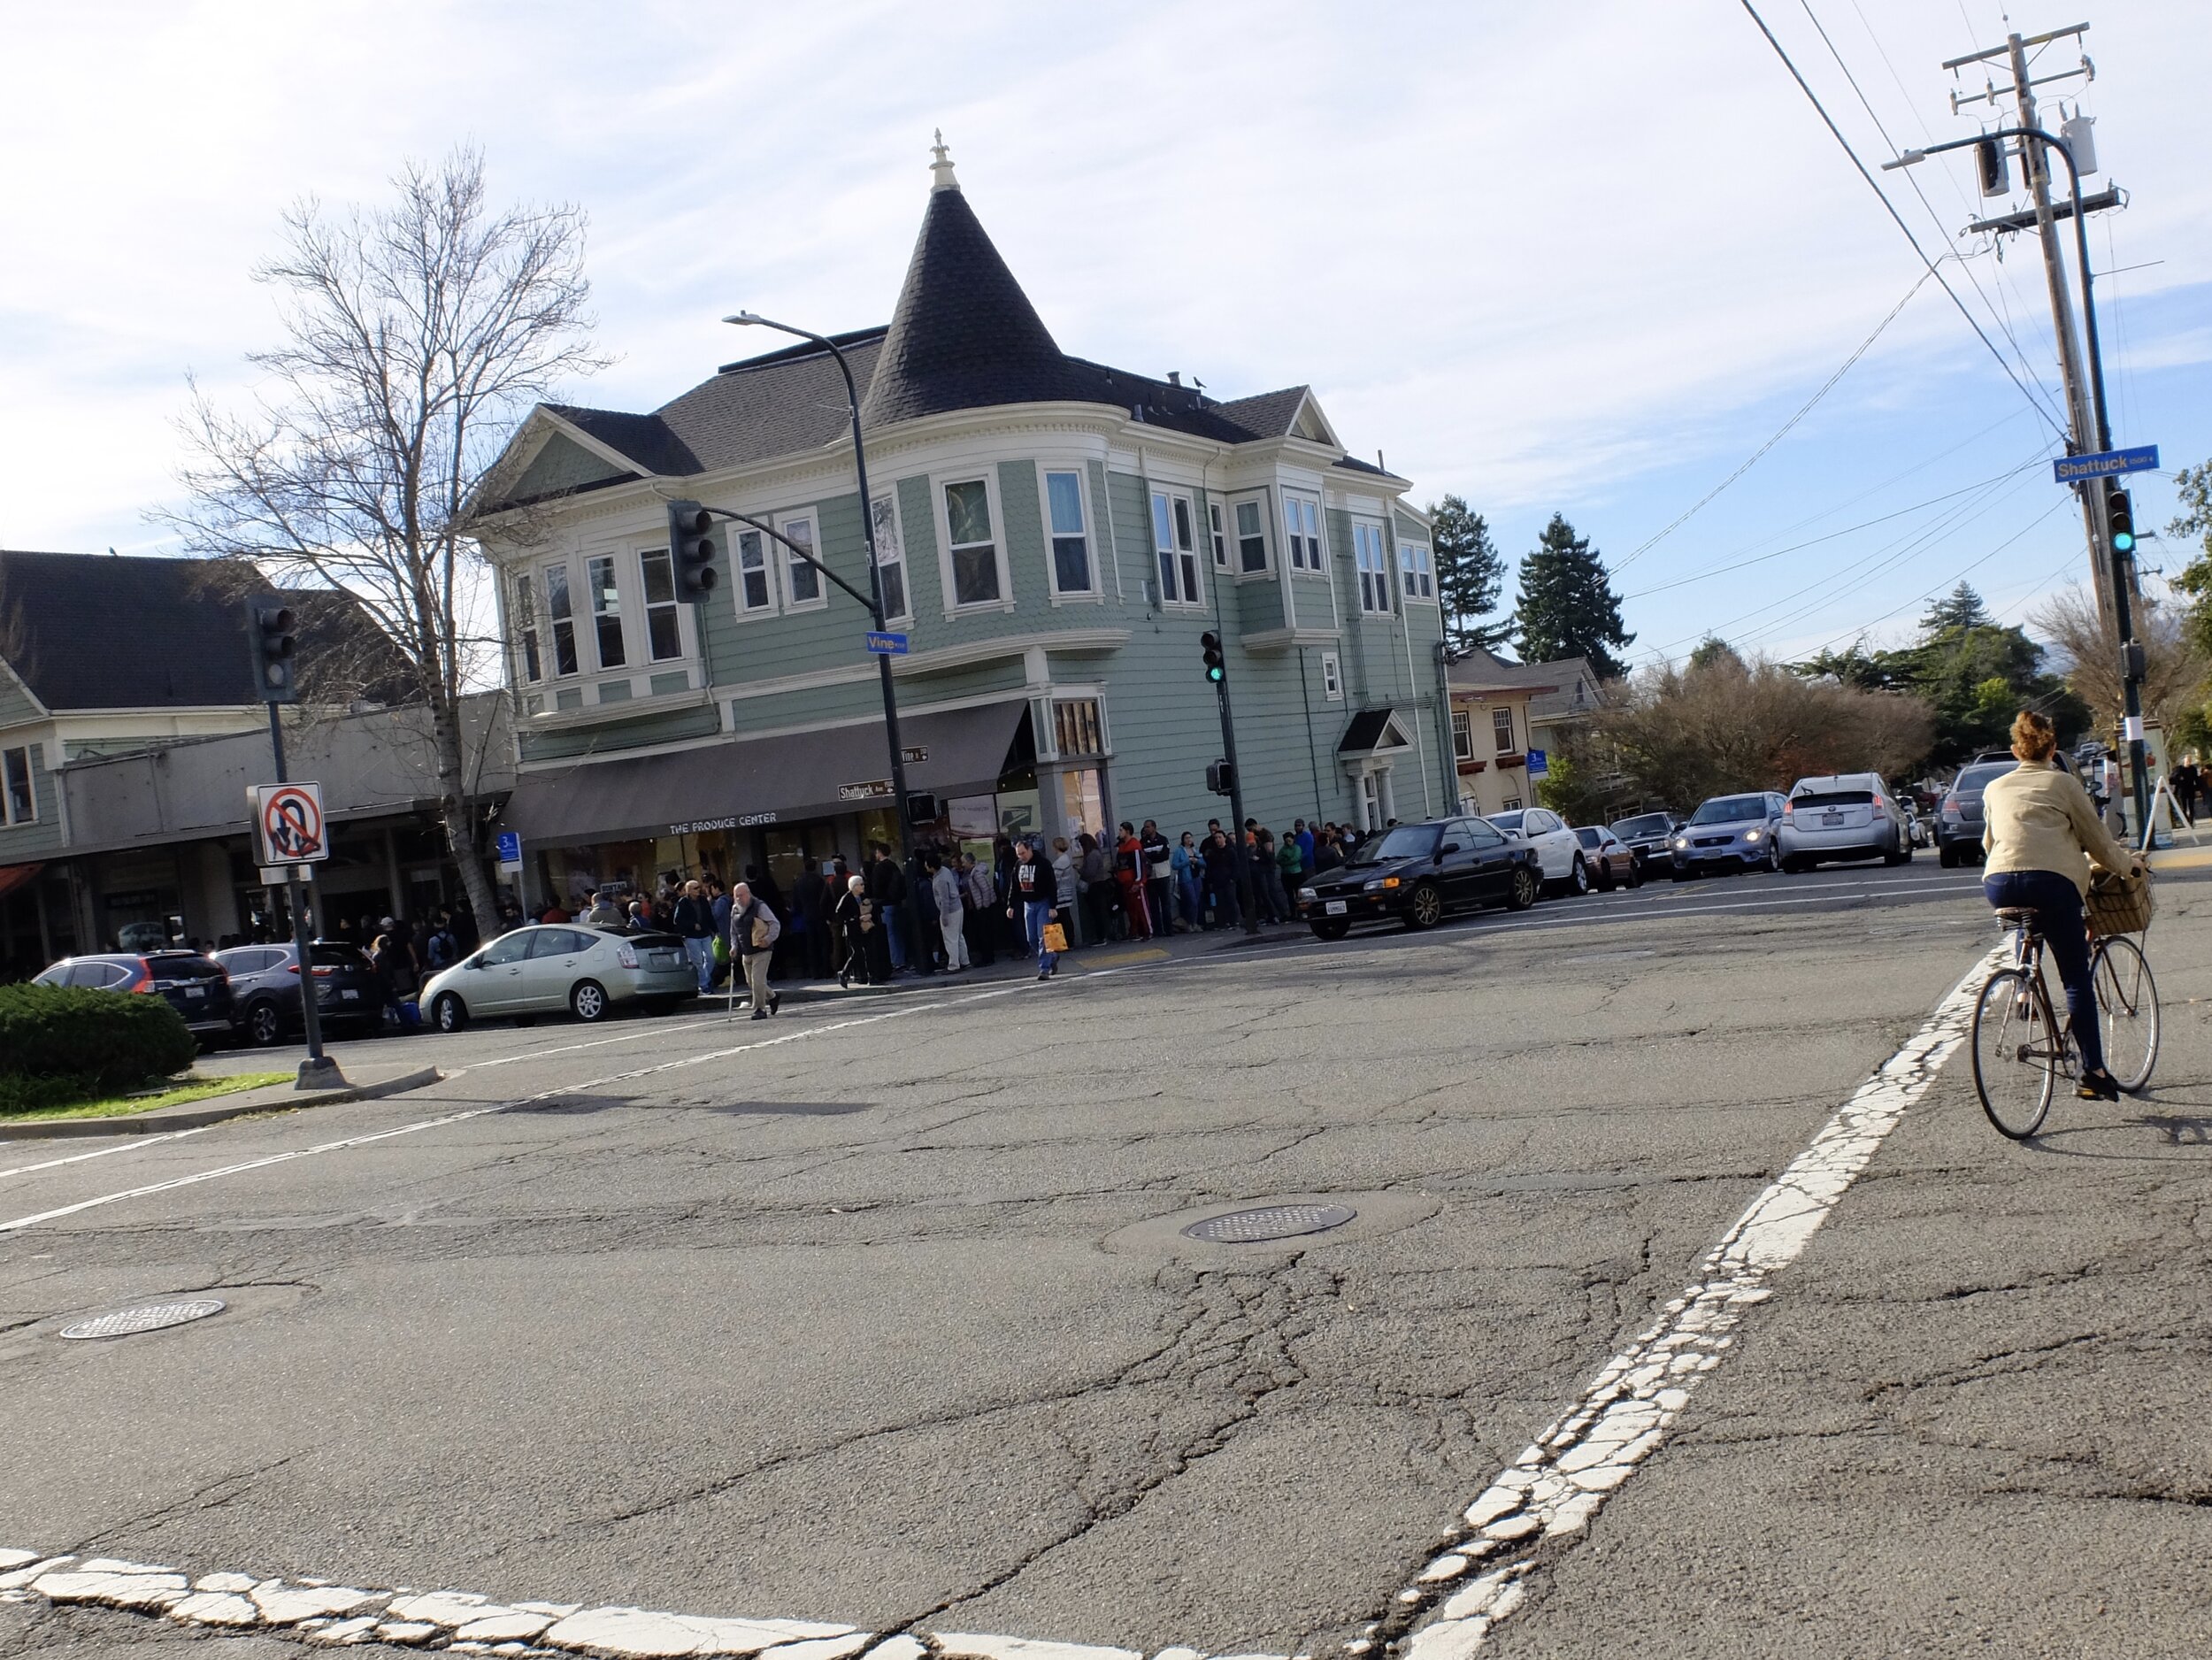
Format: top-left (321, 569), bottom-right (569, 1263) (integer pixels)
top-left (730, 882), bottom-right (782, 1019)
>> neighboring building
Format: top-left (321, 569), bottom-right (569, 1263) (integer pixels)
top-left (1445, 649), bottom-right (1559, 818)
top-left (1526, 654), bottom-right (1605, 757)
top-left (0, 549), bottom-right (499, 974)
top-left (470, 144), bottom-right (1454, 908)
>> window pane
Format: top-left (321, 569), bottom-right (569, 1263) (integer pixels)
top-left (544, 565), bottom-right (572, 619)
top-left (1172, 497), bottom-right (1194, 551)
top-left (955, 542), bottom-right (1000, 604)
top-left (1494, 709), bottom-right (1514, 750)
top-left (945, 480), bottom-right (992, 549)
top-left (1158, 549), bottom-right (1178, 601)
top-left (1054, 536), bottom-right (1091, 594)
top-left (786, 519), bottom-right (819, 603)
top-left (1150, 493), bottom-right (1173, 553)
top-left (648, 607), bottom-right (681, 660)
top-left (545, 565), bottom-right (577, 674)
top-left (588, 556), bottom-right (625, 668)
top-left (738, 531), bottom-right (771, 611)
top-left (1046, 472), bottom-right (1085, 535)
top-left (879, 559), bottom-right (907, 620)
top-left (513, 573), bottom-right (536, 625)
top-left (872, 494), bottom-right (903, 558)
top-left (4, 748), bottom-right (31, 821)
top-left (1179, 549), bottom-right (1199, 601)
top-left (641, 549), bottom-right (675, 605)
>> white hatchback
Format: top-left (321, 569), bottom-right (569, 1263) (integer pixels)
top-left (1487, 807), bottom-right (1591, 895)
top-left (1779, 773), bottom-right (1912, 871)
top-left (421, 925), bottom-right (699, 1032)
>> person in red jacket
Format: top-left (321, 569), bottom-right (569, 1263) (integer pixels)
top-left (1114, 822), bottom-right (1151, 940)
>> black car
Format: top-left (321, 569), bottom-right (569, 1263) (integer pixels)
top-left (1297, 816), bottom-right (1541, 938)
top-left (1609, 811), bottom-right (1678, 873)
top-left (1936, 759), bottom-right (2022, 866)
top-left (213, 940), bottom-right (389, 1047)
top-left (32, 950), bottom-right (236, 1044)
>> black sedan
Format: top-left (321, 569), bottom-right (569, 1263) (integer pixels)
top-left (1297, 816), bottom-right (1540, 939)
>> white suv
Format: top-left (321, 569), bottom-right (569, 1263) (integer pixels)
top-left (1779, 773), bottom-right (1912, 872)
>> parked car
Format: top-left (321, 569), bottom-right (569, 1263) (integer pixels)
top-left (1574, 824), bottom-right (1640, 890)
top-left (1609, 811), bottom-right (1678, 873)
top-left (31, 950), bottom-right (236, 1046)
top-left (1778, 773), bottom-right (1912, 871)
top-left (1936, 760), bottom-right (2019, 866)
top-left (421, 924), bottom-right (698, 1031)
top-left (1297, 816), bottom-right (1540, 937)
top-left (1668, 792), bottom-right (1787, 878)
top-left (213, 940), bottom-right (388, 1047)
top-left (1486, 807), bottom-right (1590, 895)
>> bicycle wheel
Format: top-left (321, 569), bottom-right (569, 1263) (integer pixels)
top-left (2092, 934), bottom-right (2161, 1093)
top-left (1971, 967), bottom-right (2057, 1140)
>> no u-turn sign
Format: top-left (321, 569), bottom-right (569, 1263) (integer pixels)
top-left (251, 781), bottom-right (330, 865)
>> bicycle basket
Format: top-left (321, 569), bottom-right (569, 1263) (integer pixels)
top-left (2085, 865), bottom-right (2154, 934)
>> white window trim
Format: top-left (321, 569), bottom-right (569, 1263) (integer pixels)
top-left (731, 524), bottom-right (779, 620)
top-left (1207, 500), bottom-right (1229, 571)
top-left (1320, 650), bottom-right (1343, 703)
top-left (775, 509), bottom-right (830, 614)
top-left (1353, 519), bottom-right (1393, 615)
top-left (870, 491), bottom-right (912, 625)
top-left (1148, 486), bottom-right (1206, 609)
top-left (1231, 492), bottom-right (1273, 580)
top-left (511, 571), bottom-right (545, 687)
top-left (582, 549), bottom-right (631, 673)
top-left (541, 557), bottom-right (582, 678)
top-left (1493, 706), bottom-right (1516, 755)
top-left (933, 472), bottom-right (1016, 617)
top-left (2, 744), bottom-right (35, 826)
top-left (1451, 709), bottom-right (1473, 761)
top-left (1398, 540), bottom-right (1436, 603)
top-left (634, 544), bottom-right (694, 666)
top-left (1282, 491), bottom-right (1325, 573)
top-left (1036, 465), bottom-right (1102, 604)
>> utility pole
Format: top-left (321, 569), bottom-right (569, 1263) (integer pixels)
top-left (1200, 632), bottom-right (1262, 936)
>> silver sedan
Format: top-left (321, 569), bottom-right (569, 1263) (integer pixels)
top-left (421, 925), bottom-right (699, 1032)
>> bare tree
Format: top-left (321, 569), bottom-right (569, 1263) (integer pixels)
top-left (159, 149), bottom-right (607, 929)
top-left (2030, 584), bottom-right (2209, 738)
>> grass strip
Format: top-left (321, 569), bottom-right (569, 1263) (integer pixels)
top-left (0, 1072), bottom-right (293, 1125)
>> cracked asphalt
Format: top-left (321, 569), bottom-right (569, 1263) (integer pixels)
top-left (4, 859), bottom-right (2210, 1656)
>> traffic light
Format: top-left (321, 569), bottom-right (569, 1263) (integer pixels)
top-left (2104, 483), bottom-right (2136, 556)
top-left (1200, 630), bottom-right (1225, 683)
top-left (247, 601), bottom-right (298, 703)
top-left (1975, 134), bottom-right (2009, 197)
top-left (666, 500), bottom-right (720, 601)
top-left (1207, 759), bottom-right (1235, 795)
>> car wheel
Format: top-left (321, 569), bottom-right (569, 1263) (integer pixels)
top-left (1671, 865), bottom-right (1692, 882)
top-left (570, 980), bottom-right (611, 1023)
top-left (1594, 858), bottom-right (1616, 892)
top-left (1565, 854), bottom-right (1591, 896)
top-left (1626, 857), bottom-right (1642, 889)
top-left (244, 999), bottom-right (284, 1048)
top-left (1506, 866), bottom-right (1539, 911)
top-left (433, 993), bottom-right (468, 1034)
top-left (1310, 918), bottom-right (1351, 941)
top-left (1404, 880), bottom-right (1444, 930)
top-left (1939, 843), bottom-right (1959, 869)
top-left (1767, 842), bottom-right (1783, 873)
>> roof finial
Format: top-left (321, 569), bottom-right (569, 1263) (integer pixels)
top-left (929, 128), bottom-right (960, 193)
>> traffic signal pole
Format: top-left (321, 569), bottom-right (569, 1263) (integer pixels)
top-left (1200, 632), bottom-right (1261, 937)
top-left (264, 701), bottom-right (340, 1088)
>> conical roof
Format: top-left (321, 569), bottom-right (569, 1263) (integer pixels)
top-left (857, 169), bottom-right (1091, 427)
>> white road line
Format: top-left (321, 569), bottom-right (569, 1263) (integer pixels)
top-left (0, 986), bottom-right (1028, 1236)
top-left (1376, 944), bottom-right (2006, 1657)
top-left (0, 1127), bottom-right (218, 1185)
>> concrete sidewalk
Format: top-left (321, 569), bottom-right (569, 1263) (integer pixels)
top-left (0, 1064), bottom-right (442, 1142)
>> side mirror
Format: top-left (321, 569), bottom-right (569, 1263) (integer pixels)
top-left (1437, 842), bottom-right (1461, 857)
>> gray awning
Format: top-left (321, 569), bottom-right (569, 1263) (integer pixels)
top-left (1337, 708), bottom-right (1412, 756)
top-left (497, 700), bottom-right (1028, 847)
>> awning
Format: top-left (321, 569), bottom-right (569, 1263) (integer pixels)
top-left (497, 701), bottom-right (1029, 847)
top-left (0, 863), bottom-right (43, 902)
top-left (1337, 708), bottom-right (1413, 756)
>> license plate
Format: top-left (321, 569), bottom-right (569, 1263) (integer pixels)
top-left (1325, 900), bottom-right (1348, 915)
top-left (1823, 813), bottom-right (1842, 826)
top-left (340, 988), bottom-right (359, 1000)
top-left (183, 986), bottom-right (204, 998)
top-left (653, 952), bottom-right (681, 968)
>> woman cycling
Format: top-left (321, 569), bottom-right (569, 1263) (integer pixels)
top-left (1981, 709), bottom-right (2142, 1101)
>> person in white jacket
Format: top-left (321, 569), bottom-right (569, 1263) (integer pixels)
top-left (927, 853), bottom-right (968, 972)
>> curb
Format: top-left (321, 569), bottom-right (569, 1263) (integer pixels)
top-left (0, 1066), bottom-right (444, 1142)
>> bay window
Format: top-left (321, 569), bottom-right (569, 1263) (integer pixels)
top-left (944, 478), bottom-right (1002, 606)
top-left (1149, 488), bottom-right (1201, 604)
top-left (1283, 494), bottom-right (1323, 571)
top-left (1044, 469), bottom-right (1093, 595)
top-left (1235, 498), bottom-right (1269, 573)
top-left (3, 746), bottom-right (34, 825)
top-left (1353, 521), bottom-right (1391, 613)
top-left (1399, 541), bottom-right (1435, 601)
top-left (587, 554), bottom-right (625, 669)
top-left (542, 562), bottom-right (579, 674)
top-left (639, 549), bottom-right (683, 660)
top-left (735, 529), bottom-right (773, 613)
top-left (872, 494), bottom-right (909, 621)
top-left (781, 514), bottom-right (824, 610)
top-left (513, 573), bottom-right (542, 683)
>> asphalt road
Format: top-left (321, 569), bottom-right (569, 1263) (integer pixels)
top-left (4, 857), bottom-right (2208, 1658)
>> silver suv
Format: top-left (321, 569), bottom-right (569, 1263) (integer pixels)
top-left (1779, 773), bottom-right (1911, 872)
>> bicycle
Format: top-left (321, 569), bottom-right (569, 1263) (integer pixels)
top-left (1970, 905), bottom-right (2160, 1139)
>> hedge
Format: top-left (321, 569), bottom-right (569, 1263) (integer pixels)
top-left (0, 982), bottom-right (198, 1095)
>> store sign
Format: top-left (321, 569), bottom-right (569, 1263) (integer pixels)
top-left (669, 812), bottom-right (780, 834)
top-left (838, 779), bottom-right (895, 802)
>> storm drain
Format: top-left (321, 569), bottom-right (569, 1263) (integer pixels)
top-left (59, 1299), bottom-right (226, 1341)
top-left (1181, 1203), bottom-right (1356, 1243)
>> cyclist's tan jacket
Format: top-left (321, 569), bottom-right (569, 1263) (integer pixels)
top-left (1981, 758), bottom-right (2132, 896)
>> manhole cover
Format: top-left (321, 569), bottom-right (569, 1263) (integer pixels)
top-left (60, 1299), bottom-right (226, 1341)
top-left (1182, 1203), bottom-right (1356, 1243)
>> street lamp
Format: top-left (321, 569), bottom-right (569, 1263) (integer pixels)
top-left (724, 311), bottom-right (923, 958)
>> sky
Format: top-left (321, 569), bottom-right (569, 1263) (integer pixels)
top-left (3, 0), bottom-right (2208, 670)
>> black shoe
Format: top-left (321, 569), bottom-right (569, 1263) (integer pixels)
top-left (1036, 969), bottom-right (1050, 981)
top-left (1048, 961), bottom-right (1058, 977)
top-left (838, 971), bottom-right (849, 989)
top-left (2078, 1068), bottom-right (2121, 1101)
top-left (749, 1009), bottom-right (768, 1021)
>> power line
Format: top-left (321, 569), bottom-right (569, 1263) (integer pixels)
top-left (1798, 497), bottom-right (2070, 654)
top-left (1739, 0), bottom-right (2072, 441)
top-left (1614, 264), bottom-right (1937, 573)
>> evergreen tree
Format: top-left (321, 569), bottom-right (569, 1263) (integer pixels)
top-left (1512, 512), bottom-right (1634, 679)
top-left (1427, 494), bottom-right (1510, 656)
top-left (1687, 636), bottom-right (1744, 673)
top-left (1919, 581), bottom-right (1993, 635)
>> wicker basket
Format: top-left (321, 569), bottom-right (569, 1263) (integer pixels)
top-left (2085, 865), bottom-right (2154, 935)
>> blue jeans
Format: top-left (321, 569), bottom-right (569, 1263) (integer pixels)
top-left (1179, 873), bottom-right (1202, 928)
top-left (1025, 901), bottom-right (1058, 972)
top-left (683, 934), bottom-right (716, 993)
top-left (885, 901), bottom-right (908, 970)
top-left (1985, 869), bottom-right (2103, 1074)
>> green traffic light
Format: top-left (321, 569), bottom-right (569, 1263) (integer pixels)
top-left (2113, 528), bottom-right (2136, 553)
top-left (1206, 666), bottom-right (1224, 682)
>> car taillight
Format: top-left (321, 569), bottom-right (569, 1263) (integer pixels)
top-left (616, 943), bottom-right (639, 968)
top-left (1782, 800), bottom-right (1794, 816)
top-left (286, 964), bottom-right (335, 976)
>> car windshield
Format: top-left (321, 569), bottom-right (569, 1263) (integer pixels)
top-left (1357, 824), bottom-right (1441, 862)
top-left (1955, 762), bottom-right (2016, 792)
top-left (1612, 813), bottom-right (1669, 837)
top-left (1487, 811), bottom-right (1525, 833)
top-left (1689, 795), bottom-right (1769, 826)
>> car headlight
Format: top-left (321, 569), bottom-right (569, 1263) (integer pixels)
top-left (1744, 828), bottom-right (1763, 842)
top-left (1672, 836), bottom-right (1689, 849)
top-left (1298, 887), bottom-right (1317, 903)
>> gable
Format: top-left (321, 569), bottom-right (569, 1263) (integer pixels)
top-left (508, 433), bottom-right (635, 500)
top-left (1290, 394), bottom-right (1339, 447)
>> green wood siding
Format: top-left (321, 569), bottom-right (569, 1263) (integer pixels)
top-left (518, 703), bottom-right (720, 762)
top-left (510, 434), bottom-right (630, 499)
top-left (0, 666), bottom-right (42, 727)
top-left (0, 742), bottom-right (65, 860)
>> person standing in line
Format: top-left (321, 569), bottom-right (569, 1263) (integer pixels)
top-left (709, 876), bottom-right (734, 990)
top-left (792, 859), bottom-right (829, 979)
top-left (905, 844), bottom-right (942, 976)
top-left (673, 879), bottom-right (718, 994)
top-left (1054, 836), bottom-right (1086, 947)
top-left (1115, 821), bottom-right (1151, 941)
top-left (962, 853), bottom-right (997, 966)
top-left (729, 881), bottom-right (782, 1019)
top-left (583, 888), bottom-right (625, 928)
top-left (868, 842), bottom-right (910, 974)
top-left (1006, 837), bottom-right (1064, 980)
top-left (1201, 828), bottom-right (1240, 931)
top-left (1140, 819), bottom-right (1173, 937)
top-left (1078, 831), bottom-right (1113, 942)
top-left (1294, 818), bottom-right (1317, 871)
top-left (1171, 831), bottom-right (1202, 933)
top-left (929, 852), bottom-right (969, 972)
top-left (1275, 828), bottom-right (1304, 918)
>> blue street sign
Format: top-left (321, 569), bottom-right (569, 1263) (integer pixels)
top-left (864, 631), bottom-right (910, 656)
top-left (1526, 748), bottom-right (1548, 778)
top-left (2054, 445), bottom-right (2158, 484)
top-left (495, 831), bottom-right (521, 863)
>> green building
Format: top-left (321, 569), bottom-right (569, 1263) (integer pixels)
top-left (474, 144), bottom-right (1450, 907)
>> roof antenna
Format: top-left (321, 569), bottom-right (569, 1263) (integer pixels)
top-left (1377, 450), bottom-right (1386, 472)
top-left (108, 546), bottom-right (119, 557)
top-left (929, 129), bottom-right (959, 193)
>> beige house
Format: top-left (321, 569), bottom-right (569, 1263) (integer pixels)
top-left (1446, 652), bottom-right (1559, 818)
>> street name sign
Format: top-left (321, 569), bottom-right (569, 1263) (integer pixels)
top-left (839, 779), bottom-right (895, 802)
top-left (250, 782), bottom-right (328, 865)
top-left (2054, 445), bottom-right (2158, 484)
top-left (864, 631), bottom-right (910, 656)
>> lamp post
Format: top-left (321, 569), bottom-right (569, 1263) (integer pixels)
top-left (1886, 127), bottom-right (2147, 833)
top-left (723, 312), bottom-right (922, 957)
